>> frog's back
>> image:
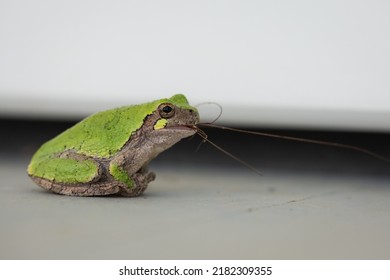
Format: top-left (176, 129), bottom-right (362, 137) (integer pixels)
top-left (32, 101), bottom-right (163, 161)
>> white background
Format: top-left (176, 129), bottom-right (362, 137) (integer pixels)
top-left (1, 0), bottom-right (389, 130)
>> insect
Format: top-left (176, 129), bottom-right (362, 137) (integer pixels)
top-left (27, 94), bottom-right (389, 196)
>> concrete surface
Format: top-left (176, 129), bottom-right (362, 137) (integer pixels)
top-left (1, 119), bottom-right (390, 259)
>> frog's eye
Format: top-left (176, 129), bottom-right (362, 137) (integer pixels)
top-left (158, 103), bottom-right (175, 118)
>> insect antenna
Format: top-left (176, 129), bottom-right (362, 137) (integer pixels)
top-left (189, 125), bottom-right (263, 175)
top-left (193, 102), bottom-right (224, 152)
top-left (197, 123), bottom-right (390, 164)
top-left (195, 102), bottom-right (224, 124)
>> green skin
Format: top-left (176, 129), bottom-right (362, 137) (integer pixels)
top-left (27, 94), bottom-right (199, 196)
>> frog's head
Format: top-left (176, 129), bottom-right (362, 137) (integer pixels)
top-left (142, 94), bottom-right (199, 148)
top-left (153, 94), bottom-right (199, 130)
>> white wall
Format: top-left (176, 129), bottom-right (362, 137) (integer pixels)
top-left (1, 0), bottom-right (389, 130)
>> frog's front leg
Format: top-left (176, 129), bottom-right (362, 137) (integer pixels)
top-left (109, 157), bottom-right (156, 197)
top-left (121, 168), bottom-right (156, 197)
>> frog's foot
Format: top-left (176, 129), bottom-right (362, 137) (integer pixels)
top-left (119, 170), bottom-right (156, 197)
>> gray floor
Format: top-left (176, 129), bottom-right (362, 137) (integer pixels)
top-left (1, 119), bottom-right (390, 259)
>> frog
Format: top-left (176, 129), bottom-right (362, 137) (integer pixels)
top-left (27, 94), bottom-right (199, 197)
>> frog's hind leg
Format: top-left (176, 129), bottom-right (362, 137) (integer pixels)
top-left (28, 151), bottom-right (117, 196)
top-left (30, 176), bottom-right (121, 196)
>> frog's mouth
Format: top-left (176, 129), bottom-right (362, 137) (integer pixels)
top-left (164, 124), bottom-right (197, 131)
top-left (162, 125), bottom-right (198, 138)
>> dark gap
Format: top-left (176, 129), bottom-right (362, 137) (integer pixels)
top-left (3, 117), bottom-right (390, 176)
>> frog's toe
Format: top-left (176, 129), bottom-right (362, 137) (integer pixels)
top-left (145, 171), bottom-right (156, 183)
top-left (118, 171), bottom-right (155, 197)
